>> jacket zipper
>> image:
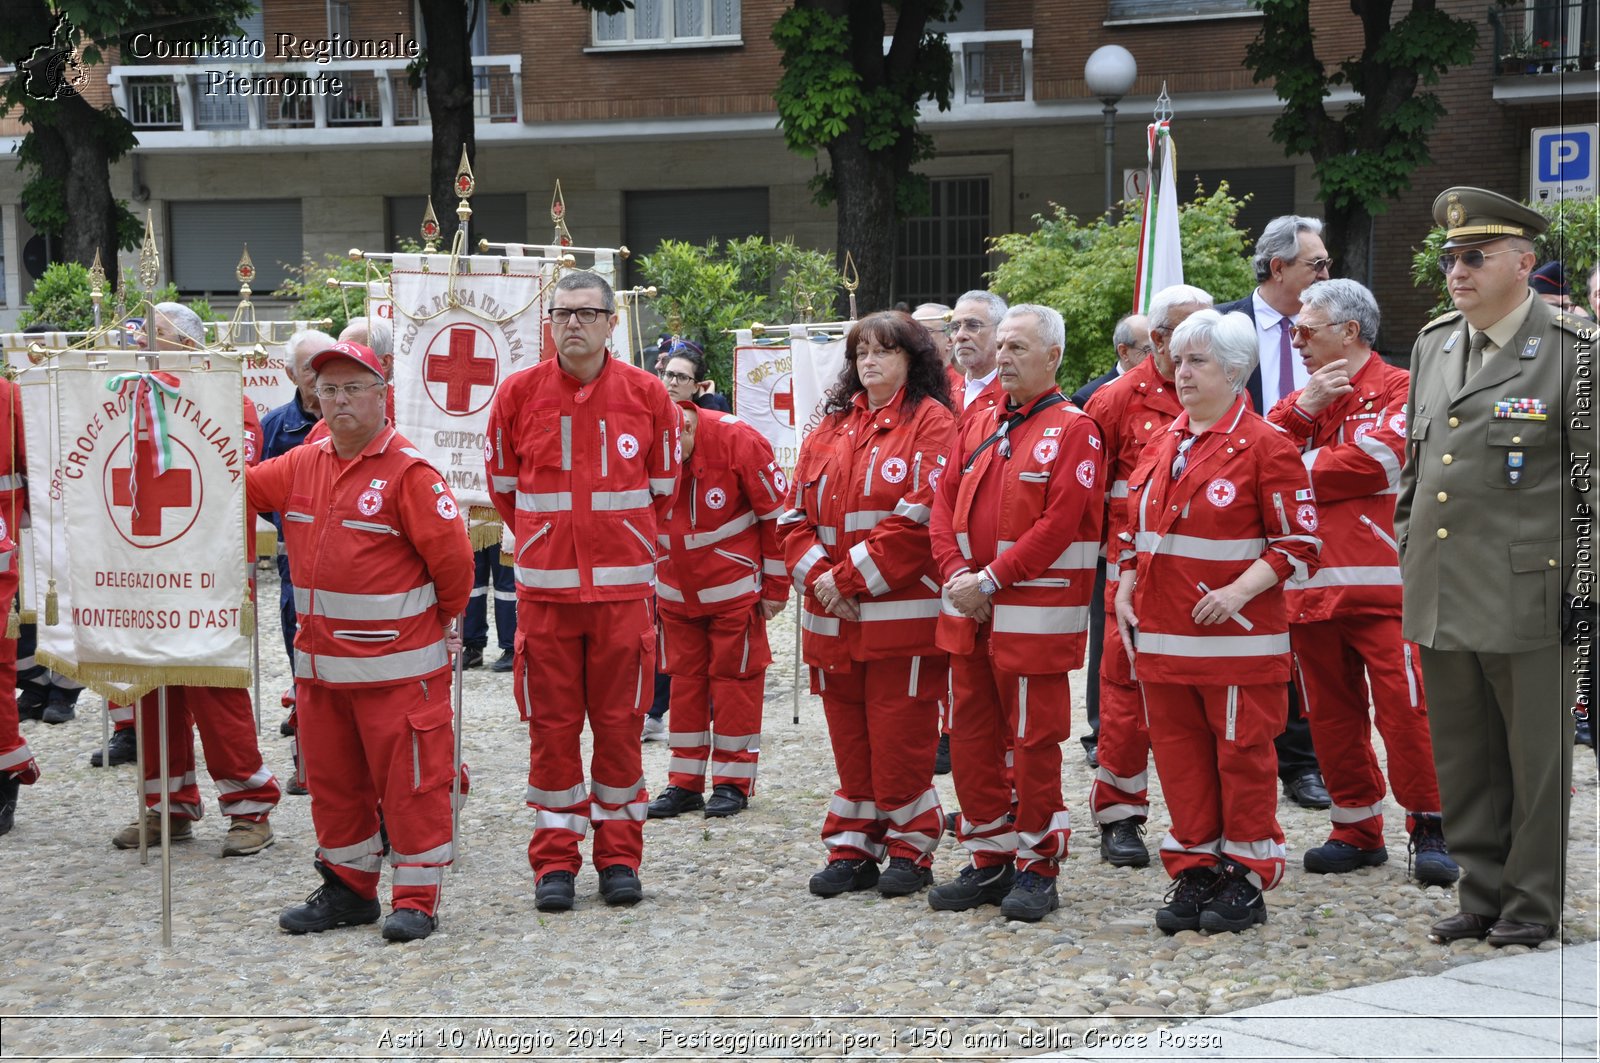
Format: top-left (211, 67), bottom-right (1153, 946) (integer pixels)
top-left (864, 446), bottom-right (880, 496)
top-left (516, 521), bottom-right (552, 562)
top-left (690, 475), bottom-right (698, 530)
top-left (1225, 685), bottom-right (1238, 741)
top-left (912, 452), bottom-right (923, 492)
top-left (1403, 643), bottom-right (1418, 707)
top-left (623, 519), bottom-right (657, 557)
top-left (1359, 514), bottom-right (1399, 553)
top-left (599, 419), bottom-right (609, 478)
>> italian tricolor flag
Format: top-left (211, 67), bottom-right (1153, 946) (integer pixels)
top-left (1133, 121), bottom-right (1183, 314)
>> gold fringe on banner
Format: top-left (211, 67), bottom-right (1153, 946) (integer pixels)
top-left (5, 602), bottom-right (17, 639)
top-left (500, 552), bottom-right (514, 567)
top-left (34, 650), bottom-right (155, 705)
top-left (69, 662), bottom-right (252, 693)
top-left (467, 505), bottom-right (503, 551)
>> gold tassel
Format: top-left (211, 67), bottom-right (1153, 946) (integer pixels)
top-left (44, 578), bottom-right (58, 626)
top-left (5, 600), bottom-right (17, 639)
top-left (240, 590), bottom-right (255, 638)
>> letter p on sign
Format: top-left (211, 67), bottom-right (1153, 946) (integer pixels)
top-left (1531, 125), bottom-right (1597, 202)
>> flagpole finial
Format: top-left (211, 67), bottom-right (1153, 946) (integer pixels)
top-left (551, 181), bottom-right (572, 248)
top-left (1154, 82), bottom-right (1173, 122)
top-left (138, 210), bottom-right (160, 293)
top-left (236, 245), bottom-right (256, 300)
top-left (421, 198), bottom-right (441, 253)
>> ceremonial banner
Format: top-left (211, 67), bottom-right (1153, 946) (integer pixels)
top-left (216, 319), bottom-right (316, 419)
top-left (366, 279), bottom-right (394, 333)
top-left (390, 253), bottom-right (547, 517)
top-left (788, 324), bottom-right (849, 445)
top-left (56, 363), bottom-right (252, 690)
top-left (1133, 120), bottom-right (1184, 314)
top-left (733, 329), bottom-right (797, 471)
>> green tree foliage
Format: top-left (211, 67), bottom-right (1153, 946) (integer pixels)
top-left (1244, 0), bottom-right (1506, 285)
top-left (988, 184), bottom-right (1256, 390)
top-left (636, 237), bottom-right (845, 390)
top-left (274, 252), bottom-right (392, 339)
top-left (1408, 197), bottom-right (1600, 320)
top-left (18, 261), bottom-right (214, 333)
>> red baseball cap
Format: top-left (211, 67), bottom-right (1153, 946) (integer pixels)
top-left (309, 341), bottom-right (383, 379)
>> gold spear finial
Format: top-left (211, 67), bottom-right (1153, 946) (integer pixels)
top-left (421, 198), bottom-right (441, 252)
top-left (89, 249), bottom-right (106, 298)
top-left (236, 245), bottom-right (256, 299)
top-left (454, 146), bottom-right (476, 231)
top-left (841, 250), bottom-right (860, 321)
top-left (137, 209), bottom-right (159, 292)
top-left (551, 180), bottom-right (572, 248)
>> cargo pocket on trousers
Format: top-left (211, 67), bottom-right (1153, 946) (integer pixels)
top-left (407, 698), bottom-right (456, 794)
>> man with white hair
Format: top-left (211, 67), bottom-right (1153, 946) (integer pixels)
top-left (947, 290), bottom-right (1007, 423)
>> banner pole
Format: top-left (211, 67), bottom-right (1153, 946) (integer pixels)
top-left (134, 694), bottom-right (148, 866)
top-left (450, 616), bottom-right (465, 875)
top-left (792, 605), bottom-right (801, 726)
top-left (100, 693), bottom-right (111, 773)
top-left (157, 686), bottom-right (173, 948)
top-left (250, 560), bottom-right (261, 734)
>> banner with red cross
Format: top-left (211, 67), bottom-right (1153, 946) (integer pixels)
top-left (52, 359), bottom-right (252, 692)
top-left (216, 319), bottom-right (320, 421)
top-left (732, 329), bottom-right (797, 473)
top-left (390, 253), bottom-right (550, 513)
top-left (787, 324), bottom-right (850, 446)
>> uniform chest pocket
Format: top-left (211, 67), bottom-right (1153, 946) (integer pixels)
top-left (1408, 414), bottom-right (1430, 442)
top-left (597, 412), bottom-right (658, 481)
top-left (284, 494), bottom-right (316, 524)
top-left (1484, 420), bottom-right (1548, 489)
top-left (1018, 470), bottom-right (1052, 484)
top-left (528, 409), bottom-right (570, 470)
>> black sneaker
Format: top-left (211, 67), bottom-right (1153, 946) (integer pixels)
top-left (808, 858), bottom-right (879, 897)
top-left (535, 870), bottom-right (576, 912)
top-left (1408, 816), bottom-right (1460, 886)
top-left (1100, 820), bottom-right (1151, 867)
top-left (1155, 867), bottom-right (1221, 934)
top-left (41, 693), bottom-right (76, 725)
top-left (646, 786), bottom-right (705, 818)
top-left (279, 879), bottom-right (381, 934)
top-left (598, 865), bottom-right (643, 906)
top-left (16, 689), bottom-right (46, 722)
top-left (933, 733), bottom-right (951, 775)
top-left (90, 728), bottom-right (138, 768)
top-left (1303, 838), bottom-right (1388, 874)
top-left (1199, 871), bottom-right (1267, 933)
top-left (878, 856), bottom-right (934, 897)
top-left (490, 650), bottom-right (514, 673)
top-left (928, 862), bottom-right (1015, 911)
top-left (381, 908), bottom-right (436, 942)
top-left (703, 784), bottom-right (748, 818)
top-left (461, 646), bottom-right (485, 670)
top-left (1000, 868), bottom-right (1059, 922)
top-left (0, 773), bottom-right (19, 836)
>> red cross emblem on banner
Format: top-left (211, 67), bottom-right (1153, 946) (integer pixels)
top-left (105, 432), bottom-right (203, 549)
top-left (770, 373), bottom-right (795, 427)
top-left (423, 323), bottom-right (500, 416)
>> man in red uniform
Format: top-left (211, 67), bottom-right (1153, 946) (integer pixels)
top-left (1082, 285), bottom-right (1212, 868)
top-left (647, 403), bottom-right (790, 819)
top-left (110, 301), bottom-right (282, 858)
top-left (249, 340), bottom-right (472, 942)
top-left (1272, 278), bottom-right (1458, 885)
top-left (929, 303), bottom-right (1103, 922)
top-left (0, 374), bottom-right (34, 835)
top-left (487, 271), bottom-right (679, 912)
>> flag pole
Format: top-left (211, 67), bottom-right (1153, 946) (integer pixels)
top-left (448, 148), bottom-right (475, 880)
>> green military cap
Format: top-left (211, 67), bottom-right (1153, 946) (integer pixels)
top-left (1433, 186), bottom-right (1549, 248)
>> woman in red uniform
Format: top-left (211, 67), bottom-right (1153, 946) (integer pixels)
top-left (779, 311), bottom-right (955, 899)
top-left (1115, 309), bottom-right (1321, 934)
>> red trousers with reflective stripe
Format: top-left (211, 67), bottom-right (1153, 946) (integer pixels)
top-left (0, 559), bottom-right (38, 785)
top-left (814, 656), bottom-right (946, 867)
top-left (950, 632), bottom-right (1072, 876)
top-left (1091, 581), bottom-right (1149, 825)
top-left (660, 606), bottom-right (769, 796)
top-left (137, 686), bottom-right (279, 822)
top-left (517, 599), bottom-right (653, 877)
top-left (299, 678), bottom-right (456, 916)
top-left (1291, 616), bottom-right (1440, 849)
top-left (1144, 681), bottom-right (1286, 890)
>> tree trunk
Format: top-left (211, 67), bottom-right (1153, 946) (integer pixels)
top-left (417, 0), bottom-right (477, 247)
top-left (828, 132), bottom-right (899, 317)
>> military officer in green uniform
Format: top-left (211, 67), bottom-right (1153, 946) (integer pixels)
top-left (1395, 186), bottom-right (1594, 948)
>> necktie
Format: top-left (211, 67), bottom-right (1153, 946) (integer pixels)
top-left (1277, 318), bottom-right (1295, 401)
top-left (1466, 329), bottom-right (1490, 381)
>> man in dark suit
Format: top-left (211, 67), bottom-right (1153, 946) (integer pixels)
top-left (1215, 215), bottom-right (1332, 811)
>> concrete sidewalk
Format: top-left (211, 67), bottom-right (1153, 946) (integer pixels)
top-left (1038, 941), bottom-right (1598, 1062)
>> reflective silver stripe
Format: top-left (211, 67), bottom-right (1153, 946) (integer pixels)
top-left (684, 511), bottom-right (756, 549)
top-left (591, 777), bottom-right (645, 805)
top-left (1137, 531), bottom-right (1266, 561)
top-left (1330, 801), bottom-right (1385, 824)
top-left (828, 795), bottom-right (880, 820)
top-left (1095, 802), bottom-right (1149, 823)
top-left (667, 755), bottom-right (707, 775)
top-left (857, 598), bottom-right (940, 622)
top-left (1134, 631), bottom-right (1291, 657)
top-left (961, 830), bottom-right (1020, 854)
top-left (517, 566), bottom-right (580, 589)
top-left (1221, 836), bottom-right (1286, 864)
top-left (517, 490), bottom-right (573, 513)
top-left (298, 584), bottom-right (439, 621)
top-left (594, 564), bottom-right (655, 586)
top-left (340, 519), bottom-right (398, 536)
top-left (0, 745), bottom-right (35, 771)
top-left (669, 729), bottom-right (712, 747)
top-left (593, 489), bottom-right (651, 510)
top-left (792, 543), bottom-right (828, 588)
top-left (214, 764), bottom-right (275, 793)
top-left (285, 511), bottom-right (314, 523)
top-left (849, 541), bottom-right (890, 597)
top-left (962, 812), bottom-right (1011, 836)
top-left (650, 476), bottom-right (676, 497)
top-left (321, 832), bottom-right (385, 869)
top-left (1291, 565), bottom-right (1402, 589)
top-left (762, 557), bottom-right (787, 577)
top-left (1013, 577), bottom-right (1070, 588)
top-left (991, 604), bottom-right (1088, 636)
top-left (657, 534), bottom-right (670, 548)
top-left (491, 474), bottom-right (517, 493)
top-left (525, 782), bottom-right (588, 807)
top-left (591, 801), bottom-right (648, 822)
top-left (1225, 684), bottom-right (1238, 741)
top-left (392, 865), bottom-right (445, 887)
top-left (823, 830), bottom-right (887, 860)
top-left (801, 609), bottom-right (840, 637)
top-left (0, 473), bottom-right (24, 491)
top-left (144, 772), bottom-right (198, 795)
top-left (1355, 430), bottom-right (1402, 487)
top-left (883, 787), bottom-right (941, 825)
top-left (711, 732), bottom-right (759, 752)
top-left (955, 531), bottom-right (971, 559)
top-left (1404, 642), bottom-right (1418, 708)
top-left (1270, 541), bottom-right (1316, 583)
top-left (560, 415), bottom-right (572, 470)
top-left (893, 499), bottom-right (931, 525)
top-left (907, 654), bottom-right (921, 698)
top-left (655, 580), bottom-right (686, 602)
top-left (844, 509), bottom-right (895, 532)
top-left (815, 526), bottom-right (838, 546)
top-left (534, 809), bottom-right (589, 834)
top-left (299, 640), bottom-right (450, 683)
top-left (1094, 765), bottom-right (1148, 792)
top-left (225, 799), bottom-right (275, 815)
top-left (709, 761), bottom-right (758, 779)
top-left (776, 508), bottom-right (806, 526)
top-left (1017, 675), bottom-right (1029, 740)
top-left (391, 841), bottom-right (455, 865)
top-left (1159, 832), bottom-right (1222, 858)
top-left (1015, 809), bottom-right (1071, 862)
top-left (698, 574), bottom-right (759, 604)
top-left (1052, 540), bottom-right (1100, 570)
top-left (1110, 478), bottom-right (1130, 499)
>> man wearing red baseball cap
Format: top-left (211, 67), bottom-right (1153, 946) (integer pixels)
top-left (248, 340), bottom-right (473, 942)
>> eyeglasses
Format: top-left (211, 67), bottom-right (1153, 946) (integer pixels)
top-left (1288, 320), bottom-right (1345, 343)
top-left (1171, 435), bottom-right (1195, 481)
top-left (549, 307), bottom-right (610, 325)
top-left (660, 370), bottom-right (695, 385)
top-left (1295, 256), bottom-right (1334, 272)
top-left (945, 317), bottom-right (991, 335)
top-left (1437, 248), bottom-right (1521, 274)
top-left (313, 381), bottom-right (386, 400)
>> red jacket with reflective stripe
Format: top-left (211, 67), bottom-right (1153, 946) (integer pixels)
top-left (1082, 357), bottom-right (1183, 578)
top-left (779, 388), bottom-right (954, 668)
top-left (957, 374), bottom-right (1004, 427)
top-left (657, 410), bottom-right (791, 618)
top-left (931, 388), bottom-right (1103, 673)
top-left (0, 379), bottom-right (24, 550)
top-left (486, 355), bottom-right (680, 603)
top-left (1123, 396), bottom-right (1321, 684)
top-left (1268, 356), bottom-right (1408, 622)
top-left (247, 426), bottom-right (473, 688)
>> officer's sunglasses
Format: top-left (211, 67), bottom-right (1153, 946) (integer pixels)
top-left (1437, 248), bottom-right (1521, 273)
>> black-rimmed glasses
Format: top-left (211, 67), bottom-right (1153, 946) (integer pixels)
top-left (549, 307), bottom-right (609, 325)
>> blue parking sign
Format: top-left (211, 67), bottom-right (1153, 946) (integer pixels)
top-left (1531, 125), bottom-right (1598, 201)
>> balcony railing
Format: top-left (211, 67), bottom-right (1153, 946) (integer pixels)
top-left (882, 30), bottom-right (1034, 108)
top-left (108, 56), bottom-right (522, 133)
top-left (1490, 1), bottom-right (1598, 76)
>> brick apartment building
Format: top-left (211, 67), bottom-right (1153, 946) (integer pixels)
top-left (0, 0), bottom-right (1594, 348)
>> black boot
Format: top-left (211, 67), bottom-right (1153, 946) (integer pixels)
top-left (0, 773), bottom-right (19, 836)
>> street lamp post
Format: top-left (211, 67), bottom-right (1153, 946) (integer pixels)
top-left (1084, 45), bottom-right (1138, 216)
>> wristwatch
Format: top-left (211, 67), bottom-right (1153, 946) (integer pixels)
top-left (977, 571), bottom-right (998, 596)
